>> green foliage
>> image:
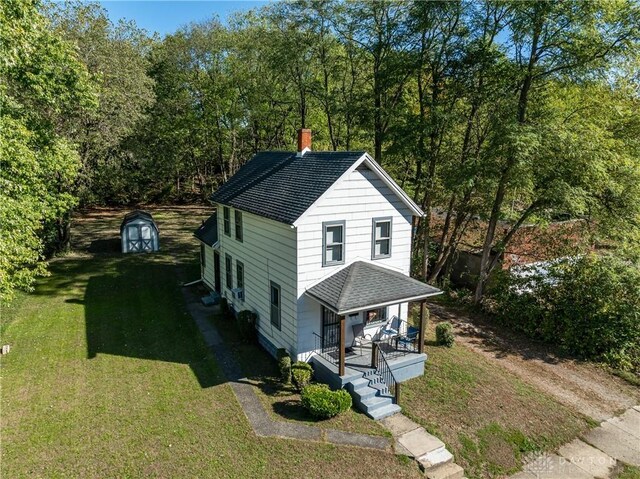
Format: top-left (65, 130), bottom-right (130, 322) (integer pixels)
top-left (0, 0), bottom-right (94, 303)
top-left (300, 384), bottom-right (352, 419)
top-left (436, 322), bottom-right (455, 348)
top-left (489, 254), bottom-right (640, 372)
top-left (236, 310), bottom-right (256, 342)
top-left (291, 361), bottom-right (313, 391)
top-left (276, 348), bottom-right (291, 384)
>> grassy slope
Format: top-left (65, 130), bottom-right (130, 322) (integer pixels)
top-left (402, 330), bottom-right (591, 479)
top-left (0, 209), bottom-right (418, 479)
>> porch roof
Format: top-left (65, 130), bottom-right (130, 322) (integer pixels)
top-left (305, 261), bottom-right (442, 315)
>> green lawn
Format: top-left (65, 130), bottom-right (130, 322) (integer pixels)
top-left (402, 327), bottom-right (591, 479)
top-left (0, 209), bottom-right (419, 478)
top-left (210, 312), bottom-right (389, 438)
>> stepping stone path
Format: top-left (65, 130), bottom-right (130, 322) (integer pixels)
top-left (380, 413), bottom-right (465, 479)
top-left (183, 282), bottom-right (465, 476)
top-left (512, 406), bottom-right (640, 479)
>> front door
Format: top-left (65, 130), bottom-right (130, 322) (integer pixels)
top-left (322, 306), bottom-right (340, 349)
top-left (213, 251), bottom-right (221, 293)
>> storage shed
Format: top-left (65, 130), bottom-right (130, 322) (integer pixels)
top-left (120, 210), bottom-right (159, 253)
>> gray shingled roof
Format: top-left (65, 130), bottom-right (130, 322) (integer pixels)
top-left (210, 151), bottom-right (365, 224)
top-left (194, 213), bottom-right (218, 246)
top-left (120, 210), bottom-right (158, 233)
top-left (305, 261), bottom-right (442, 314)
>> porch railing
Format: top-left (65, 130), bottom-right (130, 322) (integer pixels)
top-left (373, 318), bottom-right (420, 358)
top-left (374, 347), bottom-right (400, 404)
top-left (312, 332), bottom-right (339, 367)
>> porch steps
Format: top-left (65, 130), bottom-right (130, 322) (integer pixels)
top-left (346, 371), bottom-right (401, 420)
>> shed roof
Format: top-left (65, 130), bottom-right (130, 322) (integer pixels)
top-left (210, 151), bottom-right (365, 224)
top-left (120, 210), bottom-right (157, 233)
top-left (194, 213), bottom-right (218, 246)
top-left (304, 261), bottom-right (442, 315)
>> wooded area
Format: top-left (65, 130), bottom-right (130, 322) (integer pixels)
top-left (2, 0), bottom-right (639, 304)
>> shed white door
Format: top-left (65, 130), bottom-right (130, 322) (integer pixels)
top-left (127, 224), bottom-right (153, 252)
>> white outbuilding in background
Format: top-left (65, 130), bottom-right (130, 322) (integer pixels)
top-left (120, 210), bottom-right (159, 253)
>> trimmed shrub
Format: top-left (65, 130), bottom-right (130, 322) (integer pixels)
top-left (236, 310), bottom-right (257, 342)
top-left (276, 348), bottom-right (291, 384)
top-left (435, 321), bottom-right (455, 347)
top-left (301, 384), bottom-right (352, 419)
top-left (291, 361), bottom-right (313, 391)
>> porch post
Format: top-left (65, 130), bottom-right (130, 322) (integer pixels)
top-left (338, 315), bottom-right (346, 376)
top-left (419, 300), bottom-right (427, 354)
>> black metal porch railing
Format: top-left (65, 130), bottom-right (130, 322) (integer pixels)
top-left (313, 332), bottom-right (339, 367)
top-left (374, 347), bottom-right (400, 404)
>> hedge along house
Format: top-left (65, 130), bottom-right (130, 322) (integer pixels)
top-left (197, 129), bottom-right (442, 419)
top-left (121, 210), bottom-right (159, 253)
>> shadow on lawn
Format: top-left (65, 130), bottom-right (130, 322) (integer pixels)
top-left (58, 254), bottom-right (222, 389)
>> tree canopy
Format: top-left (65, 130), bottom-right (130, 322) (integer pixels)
top-left (1, 0), bottom-right (639, 304)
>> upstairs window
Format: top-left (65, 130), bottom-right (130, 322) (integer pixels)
top-left (200, 243), bottom-right (206, 268)
top-left (270, 281), bottom-right (281, 330)
top-left (234, 210), bottom-right (243, 242)
top-left (236, 261), bottom-right (244, 300)
top-left (322, 221), bottom-right (345, 266)
top-left (225, 254), bottom-right (232, 289)
top-left (372, 218), bottom-right (392, 259)
top-left (223, 207), bottom-right (231, 236)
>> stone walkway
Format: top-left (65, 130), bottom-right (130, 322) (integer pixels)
top-left (512, 406), bottom-right (640, 479)
top-left (183, 286), bottom-right (391, 451)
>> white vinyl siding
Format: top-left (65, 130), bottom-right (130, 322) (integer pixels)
top-left (216, 207), bottom-right (298, 355)
top-left (201, 244), bottom-right (216, 290)
top-left (295, 164), bottom-right (413, 358)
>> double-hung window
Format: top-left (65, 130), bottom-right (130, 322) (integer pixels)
top-left (223, 207), bottom-right (231, 236)
top-left (270, 281), bottom-right (281, 330)
top-left (225, 253), bottom-right (232, 289)
top-left (236, 261), bottom-right (244, 301)
top-left (372, 217), bottom-right (392, 259)
top-left (322, 221), bottom-right (345, 266)
top-left (234, 210), bottom-right (243, 242)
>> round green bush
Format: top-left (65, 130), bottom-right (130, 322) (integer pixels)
top-left (435, 321), bottom-right (455, 347)
top-left (276, 348), bottom-right (291, 384)
top-left (291, 361), bottom-right (313, 391)
top-left (236, 310), bottom-right (257, 341)
top-left (301, 384), bottom-right (352, 419)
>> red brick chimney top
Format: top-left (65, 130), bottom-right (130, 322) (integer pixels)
top-left (297, 129), bottom-right (311, 155)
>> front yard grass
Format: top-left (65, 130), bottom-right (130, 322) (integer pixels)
top-left (0, 208), bottom-right (419, 479)
top-left (402, 325), bottom-right (591, 479)
top-left (210, 312), bottom-right (389, 437)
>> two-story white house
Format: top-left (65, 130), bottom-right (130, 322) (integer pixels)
top-left (195, 129), bottom-right (442, 419)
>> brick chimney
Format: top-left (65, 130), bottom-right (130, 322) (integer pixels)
top-left (297, 128), bottom-right (311, 156)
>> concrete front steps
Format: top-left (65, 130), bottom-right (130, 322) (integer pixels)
top-left (345, 370), bottom-right (401, 420)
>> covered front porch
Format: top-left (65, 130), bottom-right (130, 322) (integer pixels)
top-left (303, 262), bottom-right (442, 413)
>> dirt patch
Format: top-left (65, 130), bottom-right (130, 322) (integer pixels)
top-left (428, 302), bottom-right (640, 422)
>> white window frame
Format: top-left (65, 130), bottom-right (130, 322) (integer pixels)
top-left (372, 217), bottom-right (392, 260)
top-left (223, 206), bottom-right (231, 236)
top-left (236, 261), bottom-right (244, 301)
top-left (270, 281), bottom-right (281, 330)
top-left (322, 220), bottom-right (345, 267)
top-left (225, 253), bottom-right (232, 289)
top-left (234, 210), bottom-right (243, 242)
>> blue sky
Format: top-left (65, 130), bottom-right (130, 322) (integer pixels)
top-left (97, 1), bottom-right (270, 36)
